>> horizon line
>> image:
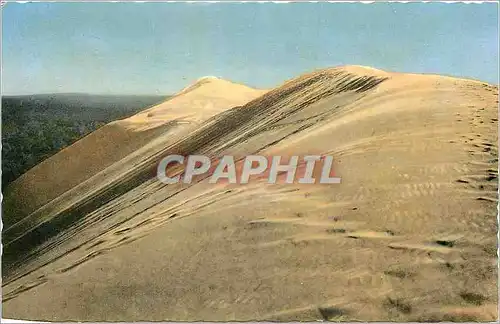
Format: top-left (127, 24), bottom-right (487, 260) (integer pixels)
top-left (2, 66), bottom-right (498, 97)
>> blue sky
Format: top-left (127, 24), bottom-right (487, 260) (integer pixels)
top-left (2, 2), bottom-right (498, 95)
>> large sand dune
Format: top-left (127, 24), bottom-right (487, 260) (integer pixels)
top-left (2, 66), bottom-right (498, 321)
top-left (2, 77), bottom-right (266, 226)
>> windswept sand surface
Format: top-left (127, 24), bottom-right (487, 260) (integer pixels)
top-left (3, 77), bottom-right (266, 225)
top-left (2, 66), bottom-right (498, 321)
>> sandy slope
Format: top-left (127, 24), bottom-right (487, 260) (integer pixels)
top-left (2, 77), bottom-right (266, 226)
top-left (2, 66), bottom-right (498, 321)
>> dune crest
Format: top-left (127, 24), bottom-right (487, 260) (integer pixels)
top-left (122, 76), bottom-right (266, 131)
top-left (3, 77), bottom-right (266, 226)
top-left (334, 64), bottom-right (391, 77)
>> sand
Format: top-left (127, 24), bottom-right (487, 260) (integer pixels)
top-left (2, 77), bottom-right (266, 226)
top-left (2, 66), bottom-right (498, 321)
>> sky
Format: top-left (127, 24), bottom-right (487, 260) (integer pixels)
top-left (2, 2), bottom-right (498, 95)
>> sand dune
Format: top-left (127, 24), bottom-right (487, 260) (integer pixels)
top-left (2, 66), bottom-right (498, 321)
top-left (2, 77), bottom-right (266, 227)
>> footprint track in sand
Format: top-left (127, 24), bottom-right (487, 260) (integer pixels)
top-left (73, 189), bottom-right (240, 268)
top-left (57, 235), bottom-right (143, 274)
top-left (346, 230), bottom-right (396, 239)
top-left (2, 276), bottom-right (48, 303)
top-left (383, 268), bottom-right (417, 280)
top-left (254, 228), bottom-right (399, 249)
top-left (387, 242), bottom-right (463, 255)
top-left (246, 217), bottom-right (363, 229)
top-left (384, 297), bottom-right (413, 315)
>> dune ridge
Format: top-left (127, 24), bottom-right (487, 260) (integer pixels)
top-left (2, 78), bottom-right (266, 226)
top-left (2, 66), bottom-right (498, 322)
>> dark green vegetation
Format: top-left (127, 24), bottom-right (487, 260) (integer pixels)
top-left (2, 93), bottom-right (167, 188)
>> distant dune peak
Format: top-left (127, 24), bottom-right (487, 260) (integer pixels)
top-left (176, 75), bottom-right (259, 98)
top-left (195, 75), bottom-right (222, 83)
top-left (189, 75), bottom-right (233, 88)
